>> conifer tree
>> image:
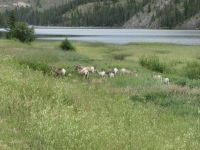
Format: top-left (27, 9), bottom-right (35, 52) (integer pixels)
top-left (5, 10), bottom-right (17, 31)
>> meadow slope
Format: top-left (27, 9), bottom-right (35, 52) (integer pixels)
top-left (0, 40), bottom-right (200, 149)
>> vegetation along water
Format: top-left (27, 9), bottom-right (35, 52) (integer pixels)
top-left (0, 39), bottom-right (200, 149)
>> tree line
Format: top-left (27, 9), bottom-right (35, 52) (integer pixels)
top-left (156, 0), bottom-right (200, 29)
top-left (0, 0), bottom-right (199, 28)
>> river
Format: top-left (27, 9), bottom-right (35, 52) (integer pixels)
top-left (1, 27), bottom-right (200, 45)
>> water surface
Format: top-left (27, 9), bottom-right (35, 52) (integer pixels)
top-left (1, 27), bottom-right (200, 45)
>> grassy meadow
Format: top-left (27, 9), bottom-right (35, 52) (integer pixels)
top-left (0, 39), bottom-right (200, 149)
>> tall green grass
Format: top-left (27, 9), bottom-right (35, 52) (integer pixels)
top-left (139, 54), bottom-right (167, 73)
top-left (0, 40), bottom-right (200, 149)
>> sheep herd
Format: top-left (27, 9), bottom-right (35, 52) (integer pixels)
top-left (151, 72), bottom-right (169, 85)
top-left (50, 64), bottom-right (169, 85)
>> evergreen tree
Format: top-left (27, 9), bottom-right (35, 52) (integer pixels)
top-left (5, 10), bottom-right (17, 31)
top-left (184, 0), bottom-right (189, 17)
top-left (0, 13), bottom-right (5, 27)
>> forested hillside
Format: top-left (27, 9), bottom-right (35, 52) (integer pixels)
top-left (0, 0), bottom-right (199, 29)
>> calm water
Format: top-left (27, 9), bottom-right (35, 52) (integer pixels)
top-left (1, 27), bottom-right (200, 45)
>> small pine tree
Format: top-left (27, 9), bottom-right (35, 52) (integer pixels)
top-left (0, 12), bottom-right (5, 27)
top-left (60, 38), bottom-right (75, 51)
top-left (5, 10), bottom-right (17, 30)
top-left (5, 10), bottom-right (17, 39)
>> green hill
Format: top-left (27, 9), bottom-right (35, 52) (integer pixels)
top-left (0, 0), bottom-right (199, 29)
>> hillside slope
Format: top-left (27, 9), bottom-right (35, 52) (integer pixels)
top-left (123, 0), bottom-right (200, 29)
top-left (1, 40), bottom-right (200, 149)
top-left (0, 0), bottom-right (68, 11)
top-left (0, 0), bottom-right (199, 29)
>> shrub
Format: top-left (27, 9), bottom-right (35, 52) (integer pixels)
top-left (113, 54), bottom-right (127, 60)
top-left (8, 22), bottom-right (36, 43)
top-left (139, 54), bottom-right (166, 73)
top-left (143, 91), bottom-right (169, 102)
top-left (130, 94), bottom-right (146, 102)
top-left (187, 79), bottom-right (200, 88)
top-left (182, 61), bottom-right (200, 79)
top-left (16, 59), bottom-right (52, 75)
top-left (130, 91), bottom-right (198, 117)
top-left (60, 38), bottom-right (75, 51)
top-left (170, 77), bottom-right (188, 86)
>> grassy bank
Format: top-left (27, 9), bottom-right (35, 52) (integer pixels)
top-left (0, 40), bottom-right (200, 149)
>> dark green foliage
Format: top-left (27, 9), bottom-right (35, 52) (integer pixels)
top-left (187, 79), bottom-right (200, 88)
top-left (60, 38), bottom-right (76, 51)
top-left (182, 61), bottom-right (200, 79)
top-left (8, 22), bottom-right (36, 43)
top-left (17, 59), bottom-right (52, 75)
top-left (5, 10), bottom-right (17, 30)
top-left (143, 91), bottom-right (169, 102)
top-left (147, 3), bottom-right (151, 13)
top-left (0, 12), bottom-right (6, 27)
top-left (0, 0), bottom-right (149, 27)
top-left (113, 54), bottom-right (130, 61)
top-left (130, 90), bottom-right (199, 116)
top-left (130, 94), bottom-right (146, 102)
top-left (69, 0), bottom-right (149, 27)
top-left (0, 0), bottom-right (199, 28)
top-left (170, 77), bottom-right (188, 86)
top-left (158, 0), bottom-right (200, 28)
top-left (5, 10), bottom-right (17, 38)
top-left (139, 54), bottom-right (166, 73)
top-left (169, 75), bottom-right (200, 88)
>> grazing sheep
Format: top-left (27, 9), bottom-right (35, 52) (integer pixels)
top-left (75, 65), bottom-right (89, 78)
top-left (113, 68), bottom-right (118, 74)
top-left (162, 77), bottom-right (169, 85)
top-left (151, 72), bottom-right (162, 82)
top-left (106, 68), bottom-right (118, 75)
top-left (50, 66), bottom-right (66, 76)
top-left (106, 68), bottom-right (114, 75)
top-left (120, 68), bottom-right (132, 75)
top-left (77, 64), bottom-right (95, 73)
top-left (109, 72), bottom-right (115, 78)
top-left (133, 70), bottom-right (138, 77)
top-left (95, 69), bottom-right (106, 78)
top-left (120, 68), bottom-right (138, 76)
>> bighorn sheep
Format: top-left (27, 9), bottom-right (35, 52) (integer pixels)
top-left (133, 70), bottom-right (138, 77)
top-left (75, 65), bottom-right (89, 78)
top-left (120, 68), bottom-right (138, 76)
top-left (120, 68), bottom-right (131, 75)
top-left (113, 68), bottom-right (118, 74)
top-left (162, 77), bottom-right (169, 85)
top-left (50, 66), bottom-right (66, 76)
top-left (109, 72), bottom-right (115, 78)
top-left (152, 72), bottom-right (169, 85)
top-left (152, 72), bottom-right (162, 82)
top-left (77, 64), bottom-right (95, 73)
top-left (106, 68), bottom-right (118, 75)
top-left (95, 69), bottom-right (106, 78)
